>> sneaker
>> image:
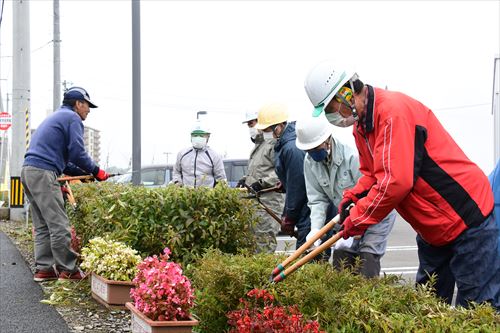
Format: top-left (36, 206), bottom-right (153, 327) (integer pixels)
top-left (58, 269), bottom-right (87, 281)
top-left (34, 269), bottom-right (58, 282)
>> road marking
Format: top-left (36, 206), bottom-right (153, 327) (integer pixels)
top-left (381, 266), bottom-right (418, 275)
top-left (385, 245), bottom-right (418, 251)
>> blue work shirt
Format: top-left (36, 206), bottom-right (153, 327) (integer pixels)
top-left (23, 105), bottom-right (98, 176)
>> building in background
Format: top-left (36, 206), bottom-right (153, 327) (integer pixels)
top-left (83, 126), bottom-right (101, 165)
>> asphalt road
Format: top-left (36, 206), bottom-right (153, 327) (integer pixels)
top-left (276, 214), bottom-right (419, 281)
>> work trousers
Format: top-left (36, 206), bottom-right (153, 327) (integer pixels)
top-left (416, 215), bottom-right (500, 310)
top-left (21, 166), bottom-right (78, 273)
top-left (253, 208), bottom-right (280, 254)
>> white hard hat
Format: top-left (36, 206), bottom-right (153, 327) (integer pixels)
top-left (295, 115), bottom-right (333, 151)
top-left (304, 60), bottom-right (357, 117)
top-left (242, 110), bottom-right (259, 124)
top-left (191, 120), bottom-right (210, 134)
top-left (255, 103), bottom-right (289, 130)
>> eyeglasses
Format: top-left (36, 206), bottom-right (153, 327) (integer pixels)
top-left (334, 86), bottom-right (353, 105)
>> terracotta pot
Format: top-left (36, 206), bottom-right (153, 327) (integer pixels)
top-left (91, 273), bottom-right (134, 308)
top-left (126, 302), bottom-right (198, 333)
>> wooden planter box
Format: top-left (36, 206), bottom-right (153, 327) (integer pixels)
top-left (126, 302), bottom-right (198, 333)
top-left (91, 273), bottom-right (134, 309)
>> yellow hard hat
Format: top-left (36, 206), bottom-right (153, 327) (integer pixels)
top-left (255, 103), bottom-right (289, 130)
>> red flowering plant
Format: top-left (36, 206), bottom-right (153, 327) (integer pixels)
top-left (130, 247), bottom-right (195, 321)
top-left (227, 288), bottom-right (324, 333)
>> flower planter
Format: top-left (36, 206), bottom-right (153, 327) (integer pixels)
top-left (126, 302), bottom-right (198, 333)
top-left (91, 273), bottom-right (134, 309)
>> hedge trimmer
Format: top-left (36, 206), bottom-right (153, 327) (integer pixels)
top-left (241, 183), bottom-right (298, 239)
top-left (58, 174), bottom-right (121, 209)
top-left (270, 214), bottom-right (344, 283)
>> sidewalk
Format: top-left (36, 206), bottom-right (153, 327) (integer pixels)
top-left (0, 231), bottom-right (69, 333)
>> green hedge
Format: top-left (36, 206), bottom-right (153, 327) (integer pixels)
top-left (188, 250), bottom-right (500, 333)
top-left (68, 183), bottom-right (258, 265)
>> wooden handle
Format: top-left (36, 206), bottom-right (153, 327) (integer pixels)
top-left (272, 215), bottom-right (340, 276)
top-left (274, 230), bottom-right (344, 282)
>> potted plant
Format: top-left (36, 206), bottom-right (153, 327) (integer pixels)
top-left (126, 247), bottom-right (198, 333)
top-left (80, 237), bottom-right (142, 308)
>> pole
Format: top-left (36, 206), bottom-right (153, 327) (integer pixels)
top-left (53, 0), bottom-right (61, 111)
top-left (131, 0), bottom-right (141, 186)
top-left (11, 0), bottom-right (31, 221)
top-left (493, 55), bottom-right (500, 163)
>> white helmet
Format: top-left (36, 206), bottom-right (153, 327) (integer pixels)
top-left (241, 110), bottom-right (259, 124)
top-left (295, 115), bottom-right (333, 151)
top-left (304, 60), bottom-right (357, 117)
top-left (191, 120), bottom-right (210, 135)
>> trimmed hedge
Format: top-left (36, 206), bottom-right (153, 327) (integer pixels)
top-left (67, 182), bottom-right (258, 265)
top-left (188, 249), bottom-right (500, 333)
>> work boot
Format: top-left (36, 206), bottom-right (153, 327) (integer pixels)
top-left (34, 269), bottom-right (58, 282)
top-left (58, 268), bottom-right (87, 281)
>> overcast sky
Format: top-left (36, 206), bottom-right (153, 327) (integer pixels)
top-left (1, 1), bottom-right (499, 173)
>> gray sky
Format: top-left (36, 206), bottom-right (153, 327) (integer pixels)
top-left (1, 0), bottom-right (499, 173)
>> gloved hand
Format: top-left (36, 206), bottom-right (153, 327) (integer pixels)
top-left (341, 216), bottom-right (368, 239)
top-left (250, 181), bottom-right (263, 192)
top-left (236, 178), bottom-right (246, 188)
top-left (338, 191), bottom-right (359, 223)
top-left (60, 185), bottom-right (70, 195)
top-left (306, 228), bottom-right (321, 247)
top-left (94, 168), bottom-right (110, 181)
top-left (275, 181), bottom-right (285, 193)
top-left (280, 216), bottom-right (295, 236)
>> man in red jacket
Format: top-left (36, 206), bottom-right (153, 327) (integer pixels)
top-left (304, 60), bottom-right (500, 310)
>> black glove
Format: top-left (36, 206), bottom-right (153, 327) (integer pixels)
top-left (250, 181), bottom-right (263, 193)
top-left (339, 198), bottom-right (354, 223)
top-left (236, 178), bottom-right (246, 188)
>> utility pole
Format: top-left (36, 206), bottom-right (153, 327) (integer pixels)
top-left (53, 0), bottom-right (61, 111)
top-left (131, 0), bottom-right (141, 186)
top-left (11, 0), bottom-right (31, 221)
top-left (493, 55), bottom-right (500, 163)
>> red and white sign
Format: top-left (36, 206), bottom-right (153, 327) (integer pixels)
top-left (0, 112), bottom-right (12, 131)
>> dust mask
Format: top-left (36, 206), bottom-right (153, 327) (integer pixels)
top-left (326, 112), bottom-right (356, 128)
top-left (249, 127), bottom-right (258, 140)
top-left (191, 136), bottom-right (207, 149)
top-left (262, 131), bottom-right (274, 140)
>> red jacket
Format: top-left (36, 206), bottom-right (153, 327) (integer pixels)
top-left (348, 86), bottom-right (493, 246)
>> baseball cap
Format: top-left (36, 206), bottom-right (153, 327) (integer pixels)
top-left (63, 87), bottom-right (98, 108)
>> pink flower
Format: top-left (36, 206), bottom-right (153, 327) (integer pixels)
top-left (130, 247), bottom-right (195, 321)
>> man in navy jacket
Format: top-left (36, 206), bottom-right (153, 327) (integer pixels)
top-left (22, 87), bottom-right (109, 282)
top-left (255, 103), bottom-right (311, 249)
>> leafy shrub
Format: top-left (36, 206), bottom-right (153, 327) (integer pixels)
top-left (80, 236), bottom-right (142, 281)
top-left (130, 247), bottom-right (195, 321)
top-left (67, 182), bottom-right (257, 265)
top-left (227, 288), bottom-right (323, 332)
top-left (188, 249), bottom-right (500, 332)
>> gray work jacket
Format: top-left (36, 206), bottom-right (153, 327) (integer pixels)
top-left (172, 146), bottom-right (226, 188)
top-left (304, 136), bottom-right (361, 230)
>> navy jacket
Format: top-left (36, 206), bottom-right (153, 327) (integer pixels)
top-left (23, 105), bottom-right (98, 176)
top-left (274, 121), bottom-right (310, 224)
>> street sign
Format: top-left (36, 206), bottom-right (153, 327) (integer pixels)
top-left (0, 112), bottom-right (12, 131)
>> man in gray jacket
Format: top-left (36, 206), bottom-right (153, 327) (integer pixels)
top-left (172, 120), bottom-right (226, 188)
top-left (295, 116), bottom-right (395, 277)
top-left (238, 111), bottom-right (285, 253)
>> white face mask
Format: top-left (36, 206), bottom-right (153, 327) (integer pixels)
top-left (325, 112), bottom-right (356, 127)
top-left (191, 136), bottom-right (208, 149)
top-left (248, 127), bottom-right (258, 140)
top-left (262, 131), bottom-right (274, 140)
